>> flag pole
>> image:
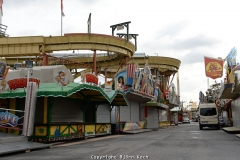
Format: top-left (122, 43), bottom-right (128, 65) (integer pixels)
top-left (61, 0), bottom-right (62, 36)
top-left (61, 11), bottom-right (62, 36)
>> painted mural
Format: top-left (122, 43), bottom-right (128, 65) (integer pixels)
top-left (115, 64), bottom-right (158, 100)
top-left (115, 68), bottom-right (127, 91)
top-left (0, 62), bottom-right (10, 91)
top-left (55, 70), bottom-right (70, 86)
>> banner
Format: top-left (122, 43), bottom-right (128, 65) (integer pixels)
top-left (204, 56), bottom-right (224, 79)
top-left (225, 47), bottom-right (237, 67)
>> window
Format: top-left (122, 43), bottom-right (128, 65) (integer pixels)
top-left (200, 108), bottom-right (217, 116)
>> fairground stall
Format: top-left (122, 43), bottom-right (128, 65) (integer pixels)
top-left (111, 63), bottom-right (164, 133)
top-left (0, 64), bottom-right (128, 142)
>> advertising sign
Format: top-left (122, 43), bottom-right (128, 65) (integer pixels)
top-left (0, 111), bottom-right (19, 127)
top-left (204, 56), bottom-right (224, 79)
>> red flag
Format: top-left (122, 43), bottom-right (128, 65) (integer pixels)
top-left (61, 0), bottom-right (65, 17)
top-left (204, 56), bottom-right (224, 79)
top-left (0, 0), bottom-right (3, 16)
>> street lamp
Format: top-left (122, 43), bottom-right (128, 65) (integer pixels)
top-left (154, 53), bottom-right (158, 57)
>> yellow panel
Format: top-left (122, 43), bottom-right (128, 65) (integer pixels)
top-left (85, 125), bottom-right (95, 136)
top-left (60, 125), bottom-right (68, 135)
top-left (96, 124), bottom-right (111, 134)
top-left (50, 126), bottom-right (58, 136)
top-left (69, 125), bottom-right (77, 136)
top-left (8, 128), bottom-right (19, 135)
top-left (35, 126), bottom-right (47, 136)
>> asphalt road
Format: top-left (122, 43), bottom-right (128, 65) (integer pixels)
top-left (1, 122), bottom-right (240, 160)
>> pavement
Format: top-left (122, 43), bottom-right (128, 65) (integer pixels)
top-left (0, 132), bottom-right (52, 155)
top-left (0, 124), bottom-right (224, 156)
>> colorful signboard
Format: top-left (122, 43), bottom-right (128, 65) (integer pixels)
top-left (114, 64), bottom-right (161, 101)
top-left (0, 111), bottom-right (19, 127)
top-left (204, 56), bottom-right (224, 79)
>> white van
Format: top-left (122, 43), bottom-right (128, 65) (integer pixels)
top-left (199, 103), bottom-right (219, 130)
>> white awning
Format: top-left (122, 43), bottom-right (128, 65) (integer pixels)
top-left (170, 106), bottom-right (181, 112)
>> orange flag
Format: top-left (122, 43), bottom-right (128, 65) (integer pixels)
top-left (204, 56), bottom-right (224, 79)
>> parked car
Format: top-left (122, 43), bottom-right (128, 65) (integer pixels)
top-left (193, 116), bottom-right (199, 122)
top-left (183, 117), bottom-right (190, 124)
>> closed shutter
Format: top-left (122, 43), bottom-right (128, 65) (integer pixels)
top-left (34, 97), bottom-right (44, 123)
top-left (130, 101), bottom-right (139, 122)
top-left (97, 104), bottom-right (110, 123)
top-left (52, 98), bottom-right (83, 122)
top-left (120, 106), bottom-right (130, 122)
top-left (148, 107), bottom-right (158, 128)
top-left (159, 109), bottom-right (168, 122)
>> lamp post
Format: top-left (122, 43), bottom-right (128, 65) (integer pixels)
top-left (22, 60), bottom-right (34, 137)
top-left (154, 53), bottom-right (158, 57)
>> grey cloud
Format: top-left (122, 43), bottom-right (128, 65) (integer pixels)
top-left (169, 34), bottom-right (221, 50)
top-left (179, 50), bottom-right (215, 65)
top-left (81, 0), bottom-right (100, 5)
top-left (156, 20), bottom-right (188, 38)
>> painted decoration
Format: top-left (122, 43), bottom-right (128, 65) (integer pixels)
top-left (85, 73), bottom-right (98, 85)
top-left (0, 62), bottom-right (9, 80)
top-left (96, 124), bottom-right (111, 134)
top-left (165, 90), bottom-right (170, 100)
top-left (80, 72), bottom-right (86, 83)
top-left (226, 47), bottom-right (237, 67)
top-left (54, 126), bottom-right (61, 137)
top-left (22, 82), bottom-right (38, 137)
top-left (104, 81), bottom-right (112, 92)
top-left (55, 70), bottom-right (70, 86)
top-left (78, 125), bottom-right (84, 136)
top-left (204, 56), bottom-right (224, 79)
top-left (115, 68), bottom-right (127, 91)
top-left (0, 62), bottom-right (10, 91)
top-left (115, 64), bottom-right (155, 96)
top-left (123, 122), bottom-right (143, 131)
top-left (0, 111), bottom-right (19, 127)
top-left (7, 78), bottom-right (40, 90)
top-left (126, 64), bottom-right (136, 86)
top-left (35, 126), bottom-right (47, 136)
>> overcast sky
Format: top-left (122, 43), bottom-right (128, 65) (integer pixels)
top-left (2, 0), bottom-right (240, 105)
